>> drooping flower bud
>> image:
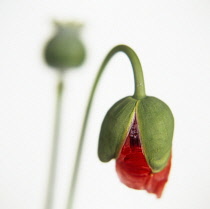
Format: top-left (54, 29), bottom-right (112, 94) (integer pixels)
top-left (97, 45), bottom-right (174, 197)
top-left (44, 21), bottom-right (86, 70)
top-left (98, 95), bottom-right (174, 197)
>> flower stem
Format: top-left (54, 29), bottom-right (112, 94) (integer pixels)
top-left (45, 71), bottom-right (64, 209)
top-left (66, 45), bottom-right (145, 209)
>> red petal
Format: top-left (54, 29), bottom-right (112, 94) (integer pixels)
top-left (116, 117), bottom-right (171, 198)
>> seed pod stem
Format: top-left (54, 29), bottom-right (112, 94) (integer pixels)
top-left (66, 45), bottom-right (145, 209)
top-left (45, 71), bottom-right (64, 209)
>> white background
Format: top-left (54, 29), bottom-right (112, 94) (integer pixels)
top-left (0, 0), bottom-right (210, 209)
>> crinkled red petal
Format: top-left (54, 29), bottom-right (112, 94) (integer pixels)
top-left (116, 117), bottom-right (171, 198)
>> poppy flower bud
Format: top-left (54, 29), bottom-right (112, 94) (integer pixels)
top-left (98, 95), bottom-right (174, 197)
top-left (44, 21), bottom-right (86, 70)
top-left (97, 46), bottom-right (174, 197)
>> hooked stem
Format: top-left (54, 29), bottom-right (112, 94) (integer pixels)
top-left (66, 45), bottom-right (145, 209)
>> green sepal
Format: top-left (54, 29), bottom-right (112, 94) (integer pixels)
top-left (136, 96), bottom-right (174, 172)
top-left (98, 96), bottom-right (137, 162)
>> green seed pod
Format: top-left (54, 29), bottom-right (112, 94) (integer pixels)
top-left (44, 21), bottom-right (86, 69)
top-left (98, 95), bottom-right (174, 173)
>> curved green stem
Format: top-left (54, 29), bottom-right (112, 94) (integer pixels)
top-left (45, 72), bottom-right (64, 209)
top-left (66, 44), bottom-right (145, 209)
